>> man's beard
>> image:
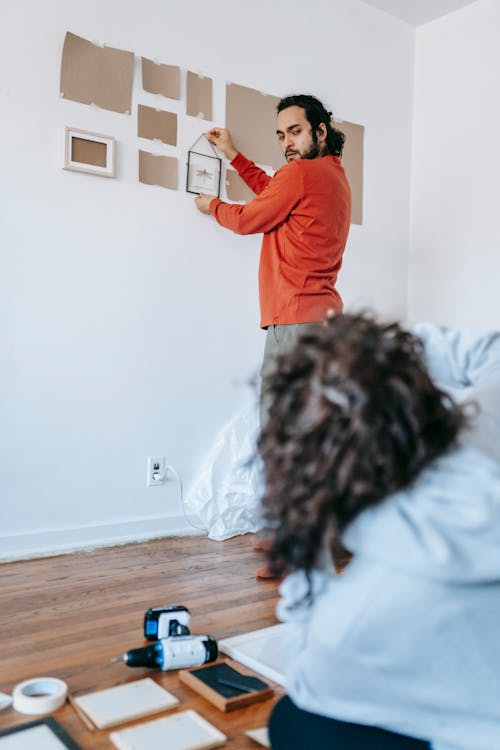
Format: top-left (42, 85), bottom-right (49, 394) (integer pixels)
top-left (301, 131), bottom-right (322, 160)
top-left (285, 131), bottom-right (325, 161)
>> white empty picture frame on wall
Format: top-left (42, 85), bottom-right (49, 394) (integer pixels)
top-left (64, 127), bottom-right (116, 177)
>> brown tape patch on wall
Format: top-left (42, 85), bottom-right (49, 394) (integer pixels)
top-left (138, 105), bottom-right (177, 146)
top-left (60, 31), bottom-right (134, 114)
top-left (226, 83), bottom-right (283, 170)
top-left (225, 170), bottom-right (255, 202)
top-left (336, 120), bottom-right (364, 226)
top-left (139, 150), bottom-right (178, 189)
top-left (141, 58), bottom-right (180, 99)
top-left (186, 72), bottom-right (212, 120)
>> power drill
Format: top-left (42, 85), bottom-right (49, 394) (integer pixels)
top-left (112, 605), bottom-right (218, 671)
top-left (113, 635), bottom-right (218, 671)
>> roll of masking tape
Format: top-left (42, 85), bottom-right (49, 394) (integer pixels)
top-left (12, 677), bottom-right (68, 715)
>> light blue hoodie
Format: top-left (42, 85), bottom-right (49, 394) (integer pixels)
top-left (277, 324), bottom-right (500, 750)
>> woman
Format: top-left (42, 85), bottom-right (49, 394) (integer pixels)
top-left (259, 314), bottom-right (500, 750)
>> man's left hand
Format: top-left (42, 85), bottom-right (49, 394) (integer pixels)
top-left (195, 193), bottom-right (215, 214)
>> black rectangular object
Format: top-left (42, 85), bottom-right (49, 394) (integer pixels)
top-left (189, 662), bottom-right (268, 698)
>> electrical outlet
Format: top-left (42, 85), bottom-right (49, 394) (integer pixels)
top-left (146, 456), bottom-right (167, 487)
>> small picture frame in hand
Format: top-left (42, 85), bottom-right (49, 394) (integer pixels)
top-left (186, 136), bottom-right (221, 198)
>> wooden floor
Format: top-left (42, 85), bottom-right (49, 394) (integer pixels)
top-left (0, 535), bottom-right (282, 749)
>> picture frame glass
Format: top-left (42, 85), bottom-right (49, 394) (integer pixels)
top-left (187, 152), bottom-right (220, 197)
top-left (71, 137), bottom-right (107, 168)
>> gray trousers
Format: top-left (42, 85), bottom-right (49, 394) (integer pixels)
top-left (260, 323), bottom-right (321, 426)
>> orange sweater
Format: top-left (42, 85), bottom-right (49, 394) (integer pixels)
top-left (210, 152), bottom-right (351, 329)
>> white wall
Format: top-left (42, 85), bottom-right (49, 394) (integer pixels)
top-left (0, 0), bottom-right (414, 559)
top-left (409, 0), bottom-right (500, 327)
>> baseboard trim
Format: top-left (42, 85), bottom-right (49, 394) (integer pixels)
top-left (0, 514), bottom-right (204, 562)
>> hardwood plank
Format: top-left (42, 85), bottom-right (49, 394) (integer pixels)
top-left (0, 535), bottom-right (282, 749)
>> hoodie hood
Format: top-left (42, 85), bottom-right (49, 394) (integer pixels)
top-left (343, 443), bottom-right (500, 584)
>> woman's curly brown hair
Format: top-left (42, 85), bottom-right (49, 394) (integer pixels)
top-left (258, 314), bottom-right (468, 577)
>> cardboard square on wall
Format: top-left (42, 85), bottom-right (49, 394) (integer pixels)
top-left (336, 120), bottom-right (364, 225)
top-left (226, 83), bottom-right (283, 170)
top-left (139, 150), bottom-right (178, 190)
top-left (138, 105), bottom-right (177, 146)
top-left (60, 31), bottom-right (134, 114)
top-left (225, 170), bottom-right (255, 203)
top-left (186, 72), bottom-right (212, 120)
top-left (141, 58), bottom-right (180, 99)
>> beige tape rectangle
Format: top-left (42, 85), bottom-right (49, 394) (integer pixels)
top-left (336, 120), bottom-right (364, 225)
top-left (186, 72), bottom-right (212, 120)
top-left (141, 58), bottom-right (180, 99)
top-left (226, 83), bottom-right (283, 170)
top-left (225, 170), bottom-right (255, 202)
top-left (138, 105), bottom-right (177, 146)
top-left (139, 150), bottom-right (178, 190)
top-left (60, 31), bottom-right (134, 114)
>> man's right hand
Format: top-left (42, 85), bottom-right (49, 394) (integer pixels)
top-left (207, 128), bottom-right (238, 161)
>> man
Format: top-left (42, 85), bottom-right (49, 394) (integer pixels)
top-left (195, 94), bottom-right (351, 425)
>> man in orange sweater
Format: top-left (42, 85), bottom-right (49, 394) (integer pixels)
top-left (196, 95), bottom-right (351, 577)
top-left (195, 94), bottom-right (351, 426)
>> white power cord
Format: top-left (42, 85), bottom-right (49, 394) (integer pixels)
top-left (164, 464), bottom-right (207, 533)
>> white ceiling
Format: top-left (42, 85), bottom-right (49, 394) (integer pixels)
top-left (359, 0), bottom-right (479, 26)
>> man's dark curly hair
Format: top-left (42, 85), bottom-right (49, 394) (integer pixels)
top-left (277, 94), bottom-right (345, 157)
top-left (258, 313), bottom-right (468, 577)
